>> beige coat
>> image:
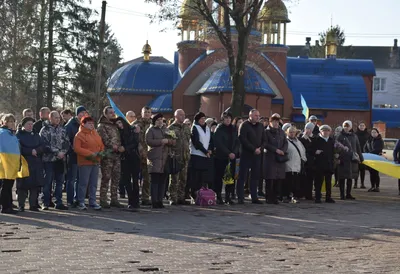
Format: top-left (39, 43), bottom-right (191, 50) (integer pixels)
top-left (145, 126), bottom-right (168, 174)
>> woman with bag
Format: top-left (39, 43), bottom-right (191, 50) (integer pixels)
top-left (284, 126), bottom-right (307, 203)
top-left (336, 120), bottom-right (364, 200)
top-left (145, 113), bottom-right (175, 209)
top-left (264, 116), bottom-right (288, 204)
top-left (364, 128), bottom-right (384, 192)
top-left (188, 112), bottom-right (214, 200)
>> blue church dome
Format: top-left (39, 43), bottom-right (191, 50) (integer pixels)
top-left (198, 66), bottom-right (276, 96)
top-left (107, 59), bottom-right (174, 94)
top-left (148, 94), bottom-right (172, 113)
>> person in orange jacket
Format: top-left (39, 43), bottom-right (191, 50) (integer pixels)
top-left (74, 116), bottom-right (104, 210)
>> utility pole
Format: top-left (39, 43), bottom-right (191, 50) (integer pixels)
top-left (94, 1), bottom-right (107, 120)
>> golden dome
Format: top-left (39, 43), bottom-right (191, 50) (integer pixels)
top-left (326, 28), bottom-right (338, 45)
top-left (179, 0), bottom-right (202, 20)
top-left (258, 0), bottom-right (290, 23)
top-left (142, 40), bottom-right (152, 54)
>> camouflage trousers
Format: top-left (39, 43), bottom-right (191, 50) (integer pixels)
top-left (140, 161), bottom-right (151, 202)
top-left (100, 157), bottom-right (121, 203)
top-left (169, 161), bottom-right (188, 202)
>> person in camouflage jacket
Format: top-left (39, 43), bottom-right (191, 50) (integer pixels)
top-left (97, 106), bottom-right (124, 208)
top-left (133, 106), bottom-right (152, 205)
top-left (167, 109), bottom-right (191, 205)
top-left (39, 111), bottom-right (70, 210)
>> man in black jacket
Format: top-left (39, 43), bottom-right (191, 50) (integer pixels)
top-left (309, 115), bottom-right (320, 136)
top-left (33, 107), bottom-right (50, 134)
top-left (237, 109), bottom-right (266, 204)
top-left (213, 112), bottom-right (239, 205)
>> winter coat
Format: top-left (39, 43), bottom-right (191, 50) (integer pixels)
top-left (364, 135), bottom-right (384, 155)
top-left (285, 138), bottom-right (307, 173)
top-left (336, 130), bottom-right (364, 180)
top-left (74, 126), bottom-right (105, 166)
top-left (133, 118), bottom-right (152, 163)
top-left (394, 140), bottom-right (400, 162)
top-left (300, 135), bottom-right (316, 169)
top-left (33, 119), bottom-right (46, 134)
top-left (65, 117), bottom-right (80, 164)
top-left (16, 129), bottom-right (45, 189)
top-left (97, 115), bottom-right (121, 159)
top-left (238, 120), bottom-right (266, 157)
top-left (39, 122), bottom-right (70, 163)
top-left (213, 123), bottom-right (240, 160)
top-left (118, 121), bottom-right (140, 162)
top-left (264, 126), bottom-right (288, 180)
top-left (313, 135), bottom-right (335, 174)
top-left (355, 129), bottom-right (370, 153)
top-left (145, 126), bottom-right (169, 174)
top-left (168, 121), bottom-right (191, 164)
top-left (312, 124), bottom-right (320, 136)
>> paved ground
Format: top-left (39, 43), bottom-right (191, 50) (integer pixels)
top-left (1, 176), bottom-right (400, 273)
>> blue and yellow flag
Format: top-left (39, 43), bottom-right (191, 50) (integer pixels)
top-left (300, 94), bottom-right (309, 122)
top-left (106, 93), bottom-right (128, 122)
top-left (362, 153), bottom-right (400, 179)
top-left (0, 128), bottom-right (29, 179)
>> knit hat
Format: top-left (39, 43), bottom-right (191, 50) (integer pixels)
top-left (343, 120), bottom-right (353, 128)
top-left (151, 113), bottom-right (163, 125)
top-left (304, 122), bottom-right (315, 131)
top-left (76, 106), bottom-right (87, 116)
top-left (21, 117), bottom-right (35, 126)
top-left (194, 112), bottom-right (206, 123)
top-left (320, 125), bottom-right (332, 132)
top-left (282, 123), bottom-right (292, 132)
top-left (309, 115), bottom-right (318, 121)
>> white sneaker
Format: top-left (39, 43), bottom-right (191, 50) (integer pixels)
top-left (89, 203), bottom-right (101, 210)
top-left (78, 203), bottom-right (87, 210)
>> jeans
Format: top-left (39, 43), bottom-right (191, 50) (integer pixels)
top-left (66, 163), bottom-right (78, 204)
top-left (77, 165), bottom-right (99, 206)
top-left (43, 161), bottom-right (64, 206)
top-left (237, 154), bottom-right (261, 201)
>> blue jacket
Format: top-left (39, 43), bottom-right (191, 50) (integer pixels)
top-left (65, 117), bottom-right (80, 164)
top-left (394, 139), bottom-right (400, 163)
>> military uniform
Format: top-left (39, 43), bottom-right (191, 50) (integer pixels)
top-left (133, 118), bottom-right (152, 203)
top-left (97, 116), bottom-right (121, 205)
top-left (168, 121), bottom-right (191, 203)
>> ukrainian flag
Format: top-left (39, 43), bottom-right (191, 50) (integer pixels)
top-left (362, 153), bottom-right (400, 179)
top-left (300, 94), bottom-right (309, 122)
top-left (106, 93), bottom-right (128, 122)
top-left (0, 128), bottom-right (29, 179)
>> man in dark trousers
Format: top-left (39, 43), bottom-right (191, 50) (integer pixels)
top-left (237, 109), bottom-right (266, 204)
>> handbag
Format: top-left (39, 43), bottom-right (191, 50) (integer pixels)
top-left (164, 154), bottom-right (183, 175)
top-left (288, 139), bottom-right (306, 174)
top-left (275, 153), bottom-right (289, 163)
top-left (352, 152), bottom-right (360, 163)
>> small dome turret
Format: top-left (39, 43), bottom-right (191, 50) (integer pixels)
top-left (142, 40), bottom-right (152, 61)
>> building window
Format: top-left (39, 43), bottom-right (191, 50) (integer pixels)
top-left (373, 77), bottom-right (387, 92)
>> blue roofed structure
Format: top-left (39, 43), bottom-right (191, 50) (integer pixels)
top-left (107, 58), bottom-right (174, 94)
top-left (372, 108), bottom-right (400, 128)
top-left (147, 94), bottom-right (172, 113)
top-left (287, 57), bottom-right (376, 110)
top-left (198, 66), bottom-right (276, 96)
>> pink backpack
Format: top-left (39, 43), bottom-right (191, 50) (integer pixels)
top-left (195, 187), bottom-right (216, 206)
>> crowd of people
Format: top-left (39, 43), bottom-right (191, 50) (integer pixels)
top-left (0, 105), bottom-right (399, 214)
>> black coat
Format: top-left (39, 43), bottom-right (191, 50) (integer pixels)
top-left (119, 122), bottom-right (140, 162)
top-left (364, 135), bottom-right (383, 155)
top-left (313, 136), bottom-right (335, 174)
top-left (213, 123), bottom-right (240, 160)
top-left (312, 124), bottom-right (320, 136)
top-left (238, 120), bottom-right (266, 157)
top-left (32, 119), bottom-right (46, 134)
top-left (16, 129), bottom-right (45, 189)
top-left (355, 129), bottom-right (370, 153)
top-left (65, 117), bottom-right (80, 164)
top-left (264, 126), bottom-right (288, 180)
top-left (300, 135), bottom-right (316, 169)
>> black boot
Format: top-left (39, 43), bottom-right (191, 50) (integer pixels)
top-left (346, 180), bottom-right (356, 200)
top-left (339, 180), bottom-right (345, 200)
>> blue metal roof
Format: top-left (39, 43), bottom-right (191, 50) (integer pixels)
top-left (107, 61), bottom-right (174, 94)
top-left (198, 66), bottom-right (276, 96)
top-left (292, 113), bottom-right (324, 123)
top-left (147, 94), bottom-right (172, 113)
top-left (372, 108), bottom-right (400, 128)
top-left (287, 57), bottom-right (375, 110)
